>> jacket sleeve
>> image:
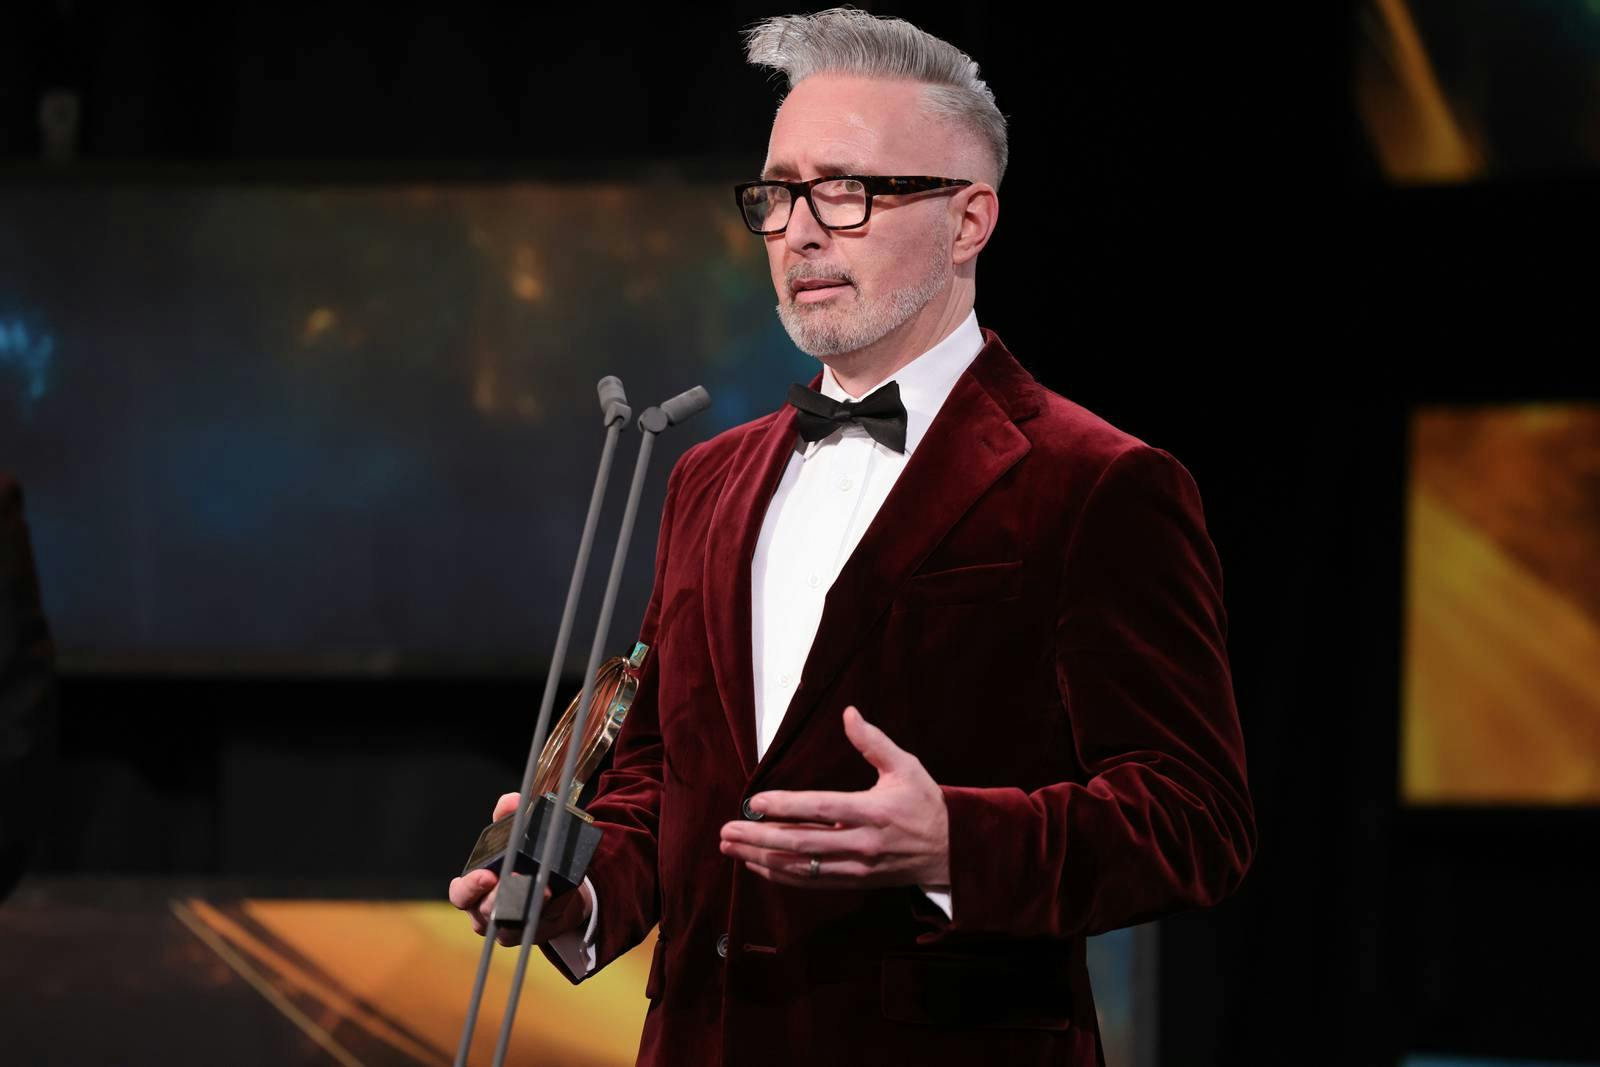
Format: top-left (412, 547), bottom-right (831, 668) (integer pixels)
top-left (541, 446), bottom-right (689, 982)
top-left (930, 444), bottom-right (1256, 940)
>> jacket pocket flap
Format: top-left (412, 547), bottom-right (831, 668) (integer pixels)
top-left (896, 560), bottom-right (1026, 607)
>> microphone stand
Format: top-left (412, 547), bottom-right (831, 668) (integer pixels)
top-left (453, 375), bottom-right (630, 1067)
top-left (454, 380), bottom-right (710, 1067)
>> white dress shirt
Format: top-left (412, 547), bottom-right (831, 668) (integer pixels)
top-left (550, 310), bottom-right (985, 975)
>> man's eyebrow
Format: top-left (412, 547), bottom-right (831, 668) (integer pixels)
top-left (760, 161), bottom-right (872, 180)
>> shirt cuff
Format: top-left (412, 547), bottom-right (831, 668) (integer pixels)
top-left (546, 876), bottom-right (600, 976)
top-left (919, 884), bottom-right (953, 920)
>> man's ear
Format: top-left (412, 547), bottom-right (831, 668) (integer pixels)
top-left (951, 183), bottom-right (999, 266)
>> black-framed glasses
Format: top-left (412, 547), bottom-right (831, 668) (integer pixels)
top-left (733, 175), bottom-right (972, 234)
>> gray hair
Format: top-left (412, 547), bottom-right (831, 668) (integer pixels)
top-left (742, 7), bottom-right (1008, 187)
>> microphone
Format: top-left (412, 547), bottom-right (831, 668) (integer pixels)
top-left (597, 375), bottom-right (631, 427)
top-left (454, 377), bottom-right (711, 1067)
top-left (655, 385), bottom-right (712, 428)
top-left (454, 375), bottom-right (633, 1067)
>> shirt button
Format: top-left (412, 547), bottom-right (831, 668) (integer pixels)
top-left (778, 671), bottom-right (792, 687)
top-left (741, 797), bottom-right (764, 821)
top-left (837, 477), bottom-right (853, 491)
top-left (716, 933), bottom-right (729, 958)
top-left (807, 573), bottom-right (821, 588)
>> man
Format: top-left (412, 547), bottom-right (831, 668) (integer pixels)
top-left (451, 10), bottom-right (1254, 1064)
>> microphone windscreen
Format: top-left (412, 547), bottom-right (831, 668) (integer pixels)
top-left (660, 386), bottom-right (711, 426)
top-left (596, 376), bottom-right (628, 410)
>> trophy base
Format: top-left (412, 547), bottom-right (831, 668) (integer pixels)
top-left (461, 792), bottom-right (602, 916)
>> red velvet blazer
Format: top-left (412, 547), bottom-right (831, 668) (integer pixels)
top-left (544, 331), bottom-right (1256, 1066)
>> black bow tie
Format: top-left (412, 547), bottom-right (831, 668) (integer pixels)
top-left (786, 380), bottom-right (908, 454)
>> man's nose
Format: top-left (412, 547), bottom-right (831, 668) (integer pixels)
top-left (783, 193), bottom-right (831, 253)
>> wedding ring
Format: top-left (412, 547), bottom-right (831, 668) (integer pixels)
top-left (808, 855), bottom-right (820, 879)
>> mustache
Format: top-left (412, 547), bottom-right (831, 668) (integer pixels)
top-left (785, 264), bottom-right (856, 295)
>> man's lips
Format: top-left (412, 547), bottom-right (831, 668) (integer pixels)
top-left (792, 279), bottom-right (851, 303)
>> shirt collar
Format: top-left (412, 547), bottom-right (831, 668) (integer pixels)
top-left (802, 309), bottom-right (984, 460)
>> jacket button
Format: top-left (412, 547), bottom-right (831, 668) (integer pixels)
top-left (716, 933), bottom-right (729, 958)
top-left (741, 797), bottom-right (764, 821)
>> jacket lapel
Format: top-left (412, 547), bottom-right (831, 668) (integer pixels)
top-left (749, 333), bottom-right (1039, 783)
top-left (701, 390), bottom-right (812, 776)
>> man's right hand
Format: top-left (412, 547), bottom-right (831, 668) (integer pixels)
top-left (448, 791), bottom-right (594, 947)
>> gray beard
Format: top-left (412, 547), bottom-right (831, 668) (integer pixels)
top-left (776, 243), bottom-right (951, 359)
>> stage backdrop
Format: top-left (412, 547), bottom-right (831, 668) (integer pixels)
top-left (0, 180), bottom-right (814, 676)
top-left (0, 881), bottom-right (1149, 1067)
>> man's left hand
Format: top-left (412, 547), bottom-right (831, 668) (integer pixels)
top-left (718, 706), bottom-right (951, 889)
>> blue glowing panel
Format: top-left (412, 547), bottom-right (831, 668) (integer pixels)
top-left (0, 183), bottom-right (813, 672)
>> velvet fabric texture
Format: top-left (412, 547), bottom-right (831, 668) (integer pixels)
top-left (542, 332), bottom-right (1255, 1066)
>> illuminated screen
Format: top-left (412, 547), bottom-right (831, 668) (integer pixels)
top-left (0, 181), bottom-right (815, 673)
top-left (1402, 404), bottom-right (1600, 805)
top-left (1355, 0), bottom-right (1600, 183)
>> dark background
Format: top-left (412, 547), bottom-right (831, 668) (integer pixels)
top-left (4, 3), bottom-right (1598, 1064)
